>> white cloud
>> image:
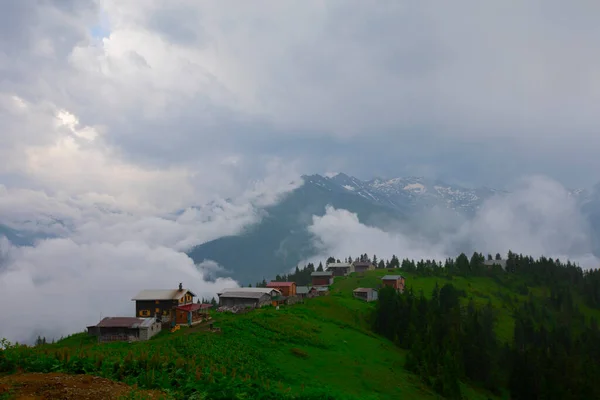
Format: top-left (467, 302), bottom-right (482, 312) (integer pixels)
top-left (308, 206), bottom-right (447, 263)
top-left (308, 176), bottom-right (599, 268)
top-left (0, 238), bottom-right (238, 344)
top-left (0, 169), bottom-right (301, 343)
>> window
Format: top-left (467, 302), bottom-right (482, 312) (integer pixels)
top-left (155, 308), bottom-right (160, 313)
top-left (139, 310), bottom-right (150, 317)
top-left (155, 300), bottom-right (159, 304)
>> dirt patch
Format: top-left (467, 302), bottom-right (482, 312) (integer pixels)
top-left (0, 372), bottom-right (166, 399)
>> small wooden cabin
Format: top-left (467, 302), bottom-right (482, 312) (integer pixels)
top-left (353, 261), bottom-right (376, 273)
top-left (381, 275), bottom-right (406, 293)
top-left (311, 271), bottom-right (334, 286)
top-left (353, 288), bottom-right (378, 302)
top-left (266, 281), bottom-right (297, 297)
top-left (175, 303), bottom-right (213, 326)
top-left (326, 262), bottom-right (354, 276)
top-left (87, 317), bottom-right (161, 343)
top-left (217, 288), bottom-right (281, 309)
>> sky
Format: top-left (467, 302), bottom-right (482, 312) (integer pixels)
top-left (1, 0), bottom-right (599, 342)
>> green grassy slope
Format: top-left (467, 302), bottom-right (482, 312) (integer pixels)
top-left (14, 268), bottom-right (600, 399)
top-left (2, 271), bottom-right (517, 400)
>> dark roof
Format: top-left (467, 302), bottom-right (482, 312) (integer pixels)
top-left (353, 287), bottom-right (376, 293)
top-left (267, 282), bottom-right (296, 287)
top-left (311, 271), bottom-right (333, 277)
top-left (296, 286), bottom-right (315, 294)
top-left (131, 289), bottom-right (196, 301)
top-left (326, 262), bottom-right (352, 268)
top-left (218, 291), bottom-right (269, 299)
top-left (94, 317), bottom-right (144, 328)
top-left (353, 262), bottom-right (374, 267)
top-left (382, 275), bottom-right (404, 280)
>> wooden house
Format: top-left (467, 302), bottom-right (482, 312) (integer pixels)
top-left (296, 286), bottom-right (317, 299)
top-left (311, 271), bottom-right (334, 286)
top-left (131, 283), bottom-right (196, 325)
top-left (353, 288), bottom-right (378, 302)
top-left (175, 303), bottom-right (213, 326)
top-left (87, 317), bottom-right (161, 343)
top-left (266, 281), bottom-right (297, 297)
top-left (217, 287), bottom-right (280, 309)
top-left (326, 262), bottom-right (354, 276)
top-left (353, 261), bottom-right (376, 273)
top-left (381, 275), bottom-right (406, 293)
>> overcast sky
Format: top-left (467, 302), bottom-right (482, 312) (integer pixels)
top-left (2, 0), bottom-right (600, 190)
top-left (1, 1), bottom-right (600, 342)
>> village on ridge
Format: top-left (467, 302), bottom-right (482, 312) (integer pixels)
top-left (86, 260), bottom-right (407, 343)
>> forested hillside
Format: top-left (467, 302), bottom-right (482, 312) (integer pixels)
top-left (368, 252), bottom-right (600, 399)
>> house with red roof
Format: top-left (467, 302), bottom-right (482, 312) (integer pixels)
top-left (175, 303), bottom-right (213, 326)
top-left (266, 281), bottom-right (297, 297)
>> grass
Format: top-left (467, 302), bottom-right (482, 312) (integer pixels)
top-left (10, 269), bottom-right (595, 399)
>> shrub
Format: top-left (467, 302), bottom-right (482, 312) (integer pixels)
top-left (290, 348), bottom-right (309, 359)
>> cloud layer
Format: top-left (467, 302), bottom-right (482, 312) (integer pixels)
top-left (2, 1), bottom-right (600, 186)
top-left (308, 176), bottom-right (599, 268)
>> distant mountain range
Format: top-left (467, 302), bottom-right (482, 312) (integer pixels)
top-left (188, 174), bottom-right (595, 283)
top-left (1, 174), bottom-right (597, 283)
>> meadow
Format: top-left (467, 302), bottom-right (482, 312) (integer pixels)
top-left (5, 267), bottom-right (597, 399)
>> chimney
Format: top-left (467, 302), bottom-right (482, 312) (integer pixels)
top-left (179, 282), bottom-right (183, 291)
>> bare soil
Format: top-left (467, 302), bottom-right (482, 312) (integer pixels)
top-left (0, 372), bottom-right (166, 399)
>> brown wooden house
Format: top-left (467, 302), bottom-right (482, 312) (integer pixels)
top-left (353, 261), bottom-right (376, 273)
top-left (311, 271), bottom-right (334, 286)
top-left (266, 281), bottom-right (297, 296)
top-left (217, 288), bottom-right (280, 308)
top-left (381, 275), bottom-right (406, 293)
top-left (131, 283), bottom-right (196, 326)
top-left (175, 303), bottom-right (213, 326)
top-left (326, 262), bottom-right (354, 276)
